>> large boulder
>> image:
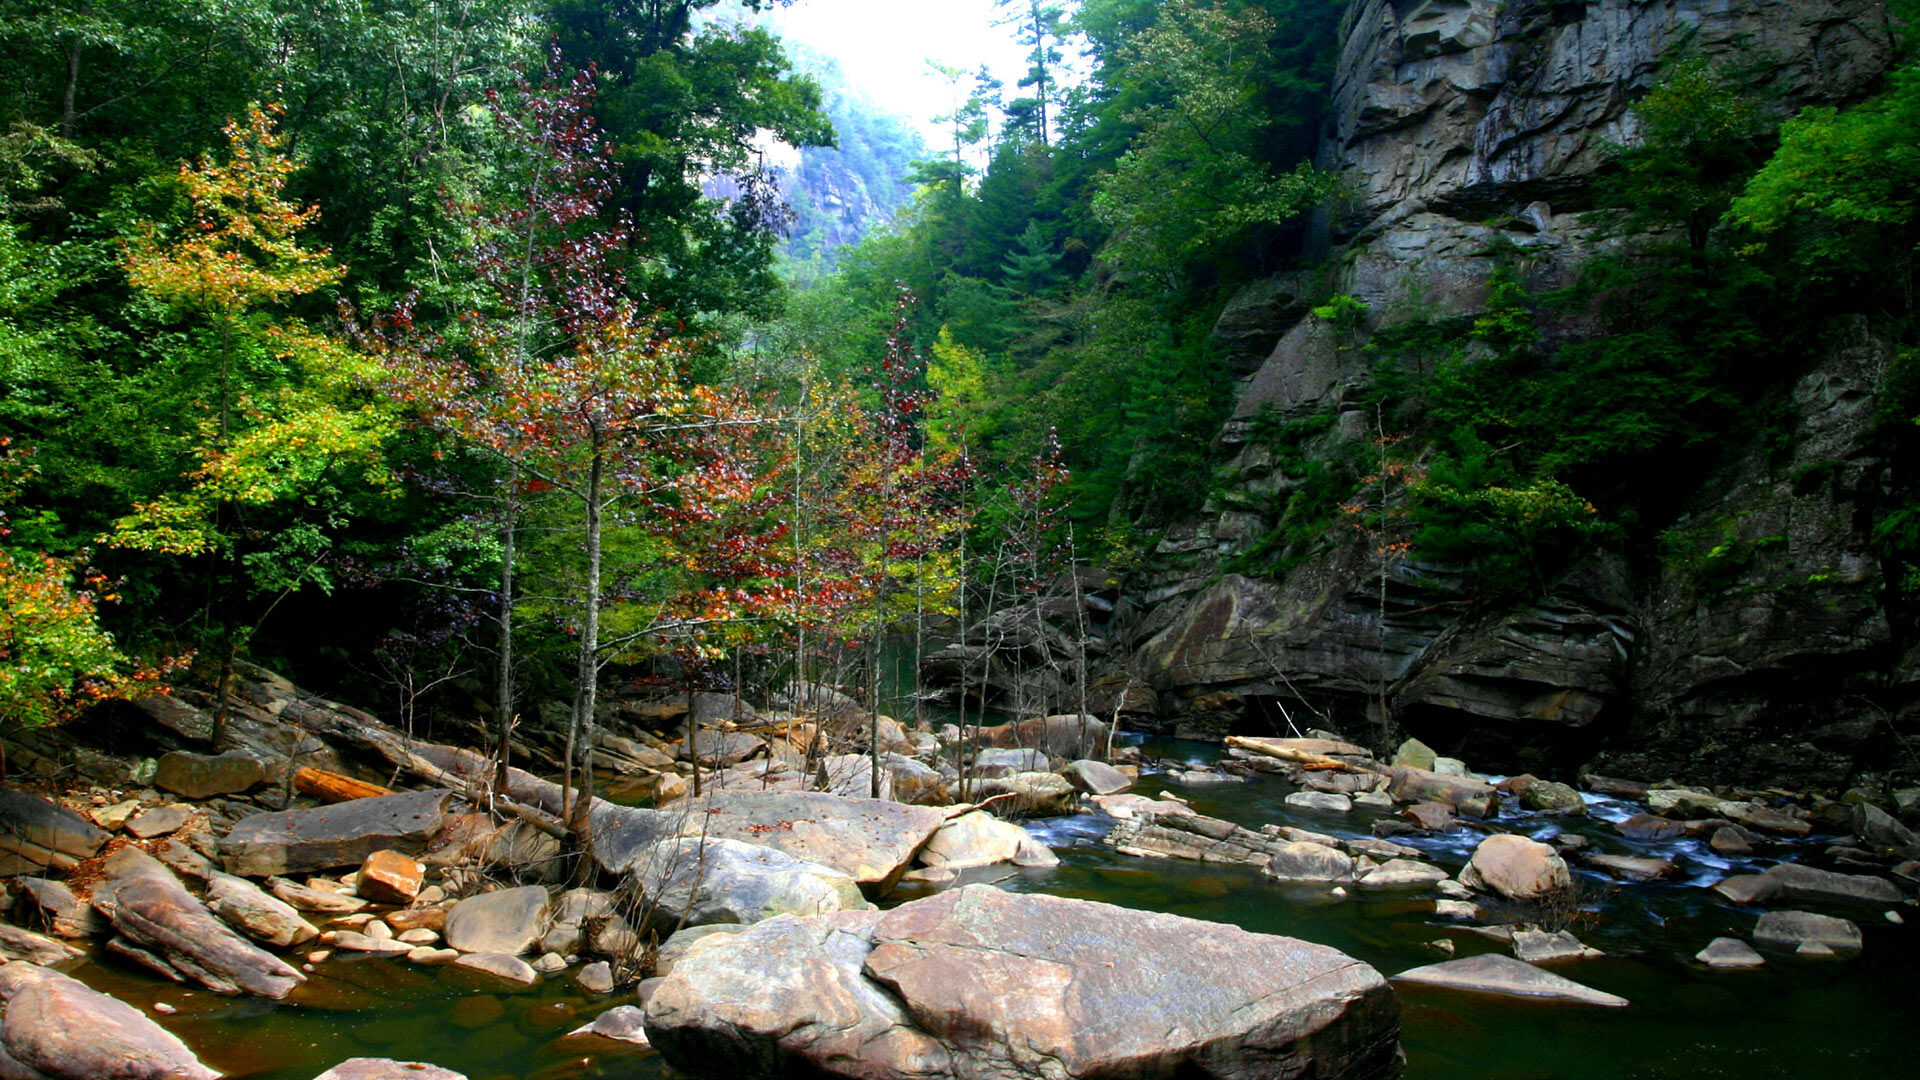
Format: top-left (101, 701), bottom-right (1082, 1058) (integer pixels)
top-left (442, 885), bottom-right (551, 955)
top-left (659, 792), bottom-right (949, 896)
top-left (644, 885), bottom-right (1401, 1080)
top-left (1383, 767), bottom-right (1496, 818)
top-left (222, 789), bottom-right (452, 877)
top-left (153, 751), bottom-right (266, 799)
top-left (0, 962), bottom-right (220, 1080)
top-left (1060, 760), bottom-right (1131, 796)
top-left (915, 811), bottom-right (1029, 871)
top-left (626, 837), bottom-right (868, 929)
top-left (0, 789), bottom-right (108, 875)
top-left (970, 747), bottom-right (1051, 779)
top-left (91, 847), bottom-right (305, 998)
top-left (972, 772), bottom-right (1079, 817)
top-left (977, 714), bottom-right (1111, 760)
top-left (1265, 841), bottom-right (1356, 884)
top-left (1459, 834), bottom-right (1572, 901)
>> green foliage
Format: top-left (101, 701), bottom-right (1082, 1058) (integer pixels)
top-left (1729, 66), bottom-right (1920, 293)
top-left (1600, 55), bottom-right (1772, 250)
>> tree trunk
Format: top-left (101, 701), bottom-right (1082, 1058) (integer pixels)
top-left (494, 472), bottom-right (519, 793)
top-left (568, 440), bottom-right (605, 881)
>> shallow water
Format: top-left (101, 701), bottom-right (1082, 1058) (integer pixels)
top-left (59, 737), bottom-right (1915, 1078)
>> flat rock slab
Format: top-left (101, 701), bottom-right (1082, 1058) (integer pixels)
top-left (1761, 862), bottom-right (1902, 905)
top-left (92, 847), bottom-right (306, 999)
top-left (1585, 854), bottom-right (1678, 882)
top-left (312, 1059), bottom-right (469, 1080)
top-left (154, 751), bottom-right (266, 799)
top-left (1393, 953), bottom-right (1628, 1007)
top-left (124, 805), bottom-right (197, 840)
top-left (645, 884), bottom-right (1402, 1080)
top-left (1286, 791), bottom-right (1354, 814)
top-left (0, 922), bottom-right (84, 965)
top-left (1753, 910), bottom-right (1863, 956)
top-left (224, 789), bottom-right (452, 877)
top-left (0, 960), bottom-right (220, 1080)
top-left (0, 788), bottom-right (108, 874)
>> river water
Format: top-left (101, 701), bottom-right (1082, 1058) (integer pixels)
top-left (54, 736), bottom-right (1914, 1079)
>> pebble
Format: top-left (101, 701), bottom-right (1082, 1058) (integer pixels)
top-left (154, 1002), bottom-right (176, 1015)
top-left (416, 885), bottom-right (446, 904)
top-left (366, 920), bottom-right (393, 940)
top-left (307, 950), bottom-right (332, 964)
top-left (1887, 911), bottom-right (1904, 925)
top-left (398, 928), bottom-right (440, 945)
top-left (534, 951), bottom-right (568, 974)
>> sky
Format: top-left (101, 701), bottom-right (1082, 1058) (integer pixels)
top-left (756, 0), bottom-right (1058, 146)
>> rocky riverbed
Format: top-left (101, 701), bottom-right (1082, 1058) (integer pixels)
top-left (1, 665), bottom-right (1916, 1078)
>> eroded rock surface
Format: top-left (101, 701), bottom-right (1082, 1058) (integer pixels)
top-left (645, 885), bottom-right (1401, 1080)
top-left (91, 847), bottom-right (305, 998)
top-left (0, 959), bottom-right (220, 1079)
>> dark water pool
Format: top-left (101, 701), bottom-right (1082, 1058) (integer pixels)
top-left (60, 738), bottom-right (1916, 1078)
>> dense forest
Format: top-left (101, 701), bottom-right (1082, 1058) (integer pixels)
top-left (3, 0), bottom-right (1919, 776)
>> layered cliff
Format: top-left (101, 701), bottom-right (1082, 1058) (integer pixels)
top-left (1106, 0), bottom-right (1910, 790)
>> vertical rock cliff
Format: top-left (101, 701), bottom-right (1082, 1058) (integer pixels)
top-left (1110, 0), bottom-right (1907, 789)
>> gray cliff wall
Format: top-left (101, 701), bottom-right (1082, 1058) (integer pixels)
top-left (1110, 0), bottom-right (1906, 789)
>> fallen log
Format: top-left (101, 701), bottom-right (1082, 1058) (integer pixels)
top-left (292, 767), bottom-right (393, 803)
top-left (1225, 735), bottom-right (1377, 773)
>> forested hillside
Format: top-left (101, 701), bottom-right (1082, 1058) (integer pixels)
top-left (3, 0), bottom-right (1919, 790)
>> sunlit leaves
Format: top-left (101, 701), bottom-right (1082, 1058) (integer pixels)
top-left (124, 106), bottom-right (344, 312)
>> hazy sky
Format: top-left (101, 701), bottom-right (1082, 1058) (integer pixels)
top-left (762, 0), bottom-right (1050, 144)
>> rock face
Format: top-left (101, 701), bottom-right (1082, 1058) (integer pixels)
top-left (1093, 0), bottom-right (1907, 788)
top-left (0, 788), bottom-right (108, 875)
top-left (222, 789), bottom-right (452, 877)
top-left (92, 847), bottom-right (306, 998)
top-left (645, 885), bottom-right (1402, 1080)
top-left (0, 962), bottom-right (220, 1080)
